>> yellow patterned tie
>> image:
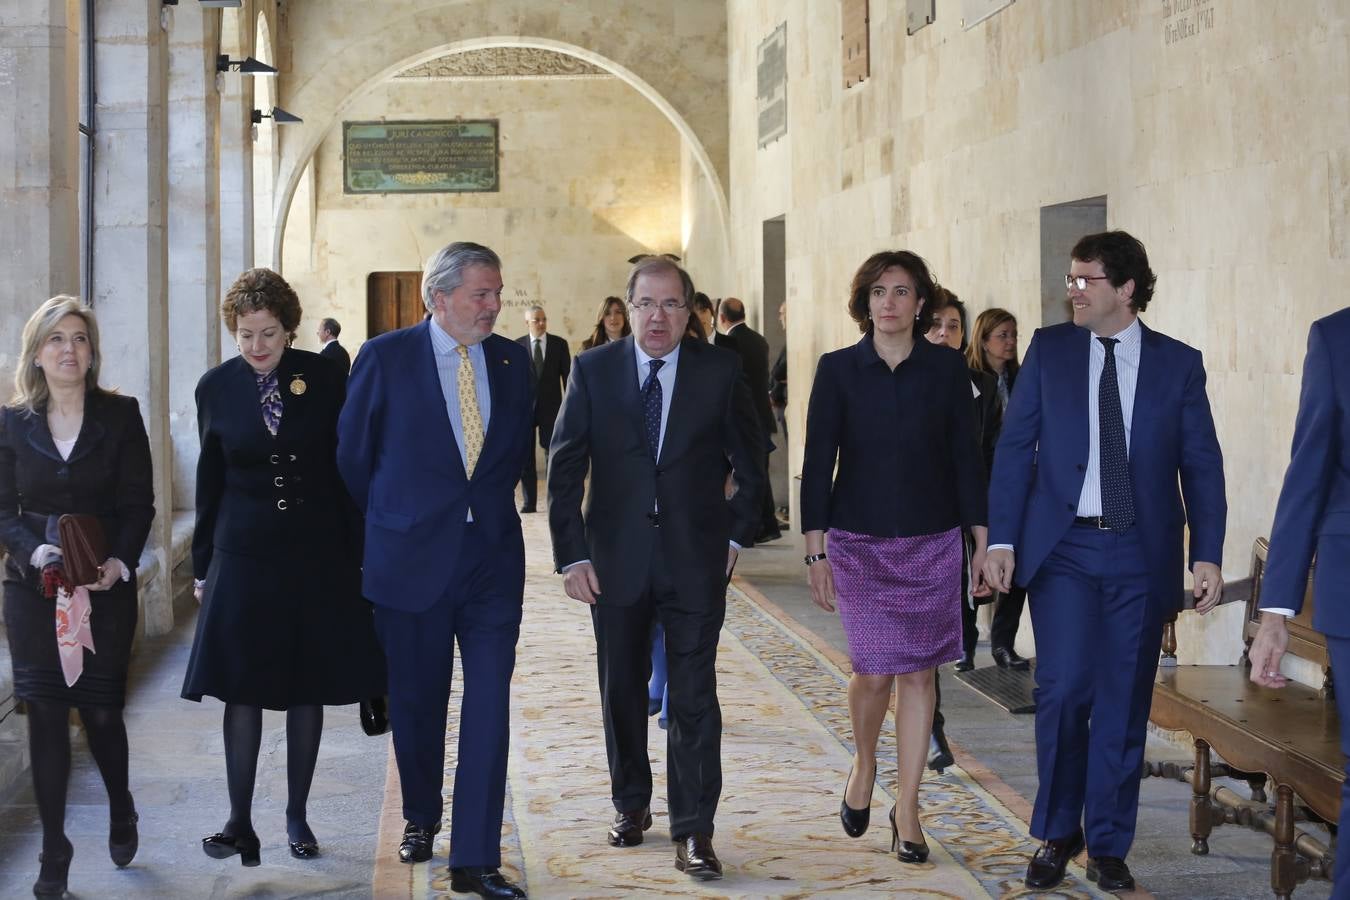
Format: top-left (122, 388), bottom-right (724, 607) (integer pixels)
top-left (454, 345), bottom-right (485, 477)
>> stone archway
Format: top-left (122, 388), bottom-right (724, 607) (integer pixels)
top-left (268, 2), bottom-right (729, 273)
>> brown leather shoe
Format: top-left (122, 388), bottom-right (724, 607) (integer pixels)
top-left (675, 833), bottom-right (723, 881)
top-left (1024, 829), bottom-right (1085, 890)
top-left (606, 807), bottom-right (652, 847)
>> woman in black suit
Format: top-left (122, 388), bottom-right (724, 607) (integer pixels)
top-left (182, 268), bottom-right (385, 866)
top-left (0, 296), bottom-right (154, 896)
top-left (966, 307), bottom-right (1029, 670)
top-left (922, 289), bottom-right (1002, 772)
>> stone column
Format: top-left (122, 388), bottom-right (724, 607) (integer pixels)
top-left (92, 0), bottom-right (173, 635)
top-left (167, 6), bottom-right (222, 513)
top-left (0, 0), bottom-right (81, 389)
top-left (218, 72), bottom-right (254, 359)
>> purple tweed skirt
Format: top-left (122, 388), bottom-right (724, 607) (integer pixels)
top-left (829, 526), bottom-right (963, 675)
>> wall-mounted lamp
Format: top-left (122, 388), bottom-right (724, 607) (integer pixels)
top-left (218, 55), bottom-right (278, 76)
top-left (253, 107), bottom-right (303, 125)
top-left (200, 0), bottom-right (244, 8)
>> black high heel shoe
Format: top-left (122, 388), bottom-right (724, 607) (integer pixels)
top-left (889, 806), bottom-right (930, 864)
top-left (109, 793), bottom-right (139, 867)
top-left (202, 830), bottom-right (261, 867)
top-left (33, 836), bottom-right (73, 897)
top-left (839, 763), bottom-right (874, 837)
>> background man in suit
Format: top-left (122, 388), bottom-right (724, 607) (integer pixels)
top-left (547, 257), bottom-right (764, 882)
top-left (516, 305), bottom-right (569, 513)
top-left (337, 242), bottom-right (532, 900)
top-left (717, 296), bottom-right (780, 542)
top-left (983, 230), bottom-right (1226, 893)
top-left (316, 317), bottom-right (350, 378)
top-left (1250, 307), bottom-right (1350, 897)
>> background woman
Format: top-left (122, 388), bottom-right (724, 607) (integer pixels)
top-left (801, 251), bottom-right (988, 865)
top-left (580, 295), bottom-right (630, 350)
top-left (182, 268), bottom-right (386, 866)
top-left (0, 296), bottom-right (154, 896)
top-left (922, 288), bottom-right (1002, 772)
top-left (966, 308), bottom-right (1029, 670)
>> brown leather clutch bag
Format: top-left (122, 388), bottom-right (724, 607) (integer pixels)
top-left (58, 514), bottom-right (108, 586)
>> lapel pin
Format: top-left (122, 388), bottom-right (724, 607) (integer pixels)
top-left (503, 358), bottom-right (510, 365)
top-left (289, 375), bottom-right (307, 396)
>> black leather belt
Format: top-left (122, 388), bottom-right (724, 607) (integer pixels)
top-left (1074, 515), bottom-right (1133, 530)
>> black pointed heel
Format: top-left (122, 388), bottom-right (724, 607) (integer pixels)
top-left (33, 836), bottom-right (73, 897)
top-left (839, 763), bottom-right (874, 837)
top-left (109, 793), bottom-right (139, 867)
top-left (202, 831), bottom-right (261, 867)
top-left (889, 805), bottom-right (930, 864)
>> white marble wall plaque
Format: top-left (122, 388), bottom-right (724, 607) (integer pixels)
top-left (907, 0), bottom-right (935, 35)
top-left (962, 0), bottom-right (1014, 30)
top-left (757, 23), bottom-right (787, 148)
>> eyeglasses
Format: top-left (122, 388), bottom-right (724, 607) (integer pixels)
top-left (629, 300), bottom-right (687, 313)
top-left (1064, 274), bottom-right (1112, 290)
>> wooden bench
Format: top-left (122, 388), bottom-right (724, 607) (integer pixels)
top-left (1148, 538), bottom-right (1342, 899)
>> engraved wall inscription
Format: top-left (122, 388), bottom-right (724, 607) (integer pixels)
top-left (1162, 0), bottom-right (1218, 46)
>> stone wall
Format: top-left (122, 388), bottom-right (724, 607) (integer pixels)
top-left (282, 75), bottom-right (682, 352)
top-left (725, 0), bottom-right (1350, 668)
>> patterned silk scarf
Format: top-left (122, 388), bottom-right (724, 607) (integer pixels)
top-left (256, 368), bottom-right (283, 436)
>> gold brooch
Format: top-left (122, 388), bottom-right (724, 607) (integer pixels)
top-left (289, 375), bottom-right (307, 396)
top-left (503, 359), bottom-right (510, 365)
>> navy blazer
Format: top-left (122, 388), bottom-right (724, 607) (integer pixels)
top-left (988, 321), bottom-right (1226, 610)
top-left (1261, 309), bottom-right (1350, 635)
top-left (337, 322), bottom-right (534, 612)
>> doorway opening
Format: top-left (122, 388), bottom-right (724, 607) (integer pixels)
top-left (1039, 196), bottom-right (1107, 327)
top-left (367, 271), bottom-right (425, 337)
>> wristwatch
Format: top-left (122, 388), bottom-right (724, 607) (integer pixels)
top-left (804, 552), bottom-right (828, 566)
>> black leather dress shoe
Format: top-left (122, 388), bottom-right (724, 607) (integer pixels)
top-left (399, 821), bottom-right (441, 863)
top-left (449, 866), bottom-right (526, 898)
top-left (109, 794), bottom-right (139, 867)
top-left (953, 650), bottom-right (975, 672)
top-left (992, 646), bottom-right (1031, 670)
top-left (202, 831), bottom-right (261, 867)
top-left (675, 833), bottom-right (723, 881)
top-left (607, 807), bottom-right (652, 847)
top-left (1086, 855), bottom-right (1135, 892)
top-left (289, 839), bottom-right (320, 859)
top-left (1024, 830), bottom-right (1085, 890)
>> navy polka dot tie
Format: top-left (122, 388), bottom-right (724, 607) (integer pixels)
top-left (643, 359), bottom-right (664, 461)
top-left (1098, 337), bottom-right (1134, 531)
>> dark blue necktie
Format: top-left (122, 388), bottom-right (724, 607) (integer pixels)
top-left (643, 359), bottom-right (664, 461)
top-left (1098, 337), bottom-right (1134, 531)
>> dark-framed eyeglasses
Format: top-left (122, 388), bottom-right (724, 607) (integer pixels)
top-left (629, 299), bottom-right (687, 313)
top-left (1065, 274), bottom-right (1112, 290)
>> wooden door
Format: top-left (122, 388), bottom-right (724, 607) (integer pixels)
top-left (366, 271), bottom-right (425, 337)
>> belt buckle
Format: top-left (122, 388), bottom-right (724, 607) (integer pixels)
top-left (1095, 517), bottom-right (1110, 531)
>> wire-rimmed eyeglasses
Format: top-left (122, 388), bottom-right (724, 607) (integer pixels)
top-left (1064, 274), bottom-right (1112, 290)
top-left (629, 299), bottom-right (688, 313)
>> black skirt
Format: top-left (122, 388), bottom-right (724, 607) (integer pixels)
top-left (181, 548), bottom-right (386, 711)
top-left (4, 571), bottom-right (138, 708)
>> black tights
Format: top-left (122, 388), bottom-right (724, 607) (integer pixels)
top-left (26, 700), bottom-right (132, 855)
top-left (221, 703), bottom-right (323, 842)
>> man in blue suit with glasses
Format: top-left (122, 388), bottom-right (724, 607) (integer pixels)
top-left (984, 230), bottom-right (1227, 893)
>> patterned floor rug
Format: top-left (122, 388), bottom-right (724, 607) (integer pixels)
top-left (381, 518), bottom-right (1112, 898)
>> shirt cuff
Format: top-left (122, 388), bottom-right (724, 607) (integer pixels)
top-left (115, 559), bottom-right (131, 582)
top-left (193, 578), bottom-right (206, 589)
top-left (1261, 607), bottom-right (1295, 617)
top-left (561, 559), bottom-right (591, 574)
top-left (988, 543), bottom-right (1015, 554)
top-left (729, 540), bottom-right (742, 551)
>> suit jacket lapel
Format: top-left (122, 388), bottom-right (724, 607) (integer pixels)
top-left (614, 337), bottom-right (649, 455)
top-left (478, 336), bottom-right (514, 465)
top-left (24, 407), bottom-right (62, 463)
top-left (1130, 321), bottom-right (1161, 463)
top-left (65, 395), bottom-right (106, 464)
top-left (1066, 327), bottom-right (1091, 484)
top-left (415, 322), bottom-right (466, 477)
top-left (658, 340), bottom-right (700, 465)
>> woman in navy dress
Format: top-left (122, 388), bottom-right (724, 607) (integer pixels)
top-left (182, 268), bottom-right (385, 865)
top-left (801, 251), bottom-right (989, 864)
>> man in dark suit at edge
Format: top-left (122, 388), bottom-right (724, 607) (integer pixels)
top-left (1250, 305), bottom-right (1350, 898)
top-left (717, 296), bottom-right (780, 542)
top-left (546, 256), bottom-right (764, 882)
top-left (983, 230), bottom-right (1226, 893)
top-left (516, 304), bottom-right (570, 513)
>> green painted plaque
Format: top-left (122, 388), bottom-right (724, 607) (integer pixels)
top-left (343, 120), bottom-right (499, 194)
